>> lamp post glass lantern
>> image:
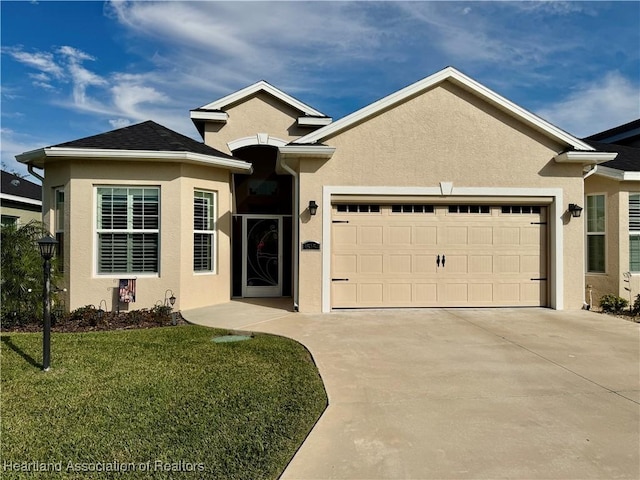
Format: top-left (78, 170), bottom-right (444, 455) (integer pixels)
top-left (37, 235), bottom-right (58, 371)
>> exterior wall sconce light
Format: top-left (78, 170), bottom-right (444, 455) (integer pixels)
top-left (308, 200), bottom-right (318, 216)
top-left (568, 203), bottom-right (583, 218)
top-left (37, 235), bottom-right (58, 371)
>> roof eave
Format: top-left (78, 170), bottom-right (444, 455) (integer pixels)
top-left (17, 147), bottom-right (253, 174)
top-left (554, 151), bottom-right (618, 165)
top-left (278, 144), bottom-right (336, 160)
top-left (594, 165), bottom-right (640, 181)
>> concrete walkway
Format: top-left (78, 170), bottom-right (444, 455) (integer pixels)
top-left (183, 304), bottom-right (640, 479)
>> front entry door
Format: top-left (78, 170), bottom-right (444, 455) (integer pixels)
top-left (243, 216), bottom-right (282, 297)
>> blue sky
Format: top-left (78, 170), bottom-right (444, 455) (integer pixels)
top-left (2, 1), bottom-right (639, 179)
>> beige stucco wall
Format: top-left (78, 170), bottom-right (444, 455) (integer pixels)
top-left (584, 174), bottom-right (640, 308)
top-left (294, 81), bottom-right (587, 312)
top-left (0, 204), bottom-right (41, 225)
top-left (203, 92), bottom-right (316, 154)
top-left (43, 159), bottom-right (232, 313)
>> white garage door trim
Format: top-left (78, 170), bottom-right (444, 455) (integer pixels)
top-left (322, 185), bottom-right (564, 312)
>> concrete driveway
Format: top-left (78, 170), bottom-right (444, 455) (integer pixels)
top-left (184, 305), bottom-right (640, 479)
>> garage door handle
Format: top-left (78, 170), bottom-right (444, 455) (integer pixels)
top-left (436, 255), bottom-right (441, 268)
top-left (332, 278), bottom-right (350, 282)
top-left (442, 254), bottom-right (446, 267)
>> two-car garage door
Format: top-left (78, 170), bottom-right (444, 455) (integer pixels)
top-left (331, 202), bottom-right (548, 308)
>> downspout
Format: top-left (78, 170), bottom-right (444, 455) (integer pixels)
top-left (278, 155), bottom-right (299, 312)
top-left (28, 164), bottom-right (45, 183)
top-left (583, 164), bottom-right (598, 180)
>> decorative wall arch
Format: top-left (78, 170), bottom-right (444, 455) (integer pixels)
top-left (227, 134), bottom-right (288, 152)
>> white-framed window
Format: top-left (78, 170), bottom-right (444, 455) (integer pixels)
top-left (193, 190), bottom-right (216, 273)
top-left (1, 215), bottom-right (18, 227)
top-left (55, 188), bottom-right (64, 272)
top-left (96, 187), bottom-right (159, 274)
top-left (586, 194), bottom-right (606, 273)
top-left (629, 193), bottom-right (640, 272)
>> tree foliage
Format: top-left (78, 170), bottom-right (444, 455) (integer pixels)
top-left (1, 220), bottom-right (60, 326)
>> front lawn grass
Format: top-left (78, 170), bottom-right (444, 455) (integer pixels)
top-left (1, 326), bottom-right (327, 479)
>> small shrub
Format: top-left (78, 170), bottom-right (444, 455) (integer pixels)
top-left (631, 294), bottom-right (640, 316)
top-left (599, 294), bottom-right (629, 314)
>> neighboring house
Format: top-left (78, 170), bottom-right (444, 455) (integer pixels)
top-left (582, 119), bottom-right (640, 306)
top-left (1, 170), bottom-right (42, 227)
top-left (17, 66), bottom-right (621, 313)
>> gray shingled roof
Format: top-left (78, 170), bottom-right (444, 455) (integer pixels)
top-left (583, 140), bottom-right (640, 172)
top-left (1, 170), bottom-right (42, 201)
top-left (53, 120), bottom-right (237, 159)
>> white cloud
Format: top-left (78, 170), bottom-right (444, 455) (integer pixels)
top-left (2, 47), bottom-right (64, 78)
top-left (537, 72), bottom-right (640, 137)
top-left (0, 128), bottom-right (51, 179)
top-left (109, 118), bottom-right (132, 129)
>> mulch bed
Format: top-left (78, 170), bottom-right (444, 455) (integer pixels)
top-left (2, 312), bottom-right (188, 334)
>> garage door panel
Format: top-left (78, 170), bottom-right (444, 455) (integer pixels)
top-left (440, 226), bottom-right (468, 245)
top-left (389, 254), bottom-right (412, 273)
top-left (469, 226), bottom-right (493, 245)
top-left (469, 255), bottom-right (493, 274)
top-left (331, 204), bottom-right (548, 308)
top-left (361, 283), bottom-right (383, 303)
top-left (415, 255), bottom-right (437, 274)
top-left (469, 283), bottom-right (493, 302)
top-left (360, 255), bottom-right (383, 274)
top-left (414, 226), bottom-right (437, 245)
top-left (361, 226), bottom-right (384, 245)
top-left (443, 255), bottom-right (468, 274)
top-left (333, 254), bottom-right (357, 274)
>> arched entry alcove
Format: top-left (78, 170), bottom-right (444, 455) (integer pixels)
top-left (231, 145), bottom-right (293, 298)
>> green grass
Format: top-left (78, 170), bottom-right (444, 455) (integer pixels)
top-left (1, 326), bottom-right (327, 479)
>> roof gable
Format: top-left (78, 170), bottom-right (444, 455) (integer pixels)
top-left (293, 66), bottom-right (594, 152)
top-left (194, 80), bottom-right (326, 117)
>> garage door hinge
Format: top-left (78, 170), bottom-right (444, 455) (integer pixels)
top-left (332, 278), bottom-right (350, 281)
top-left (530, 278), bottom-right (547, 281)
top-left (530, 222), bottom-right (547, 225)
top-left (332, 220), bottom-right (349, 224)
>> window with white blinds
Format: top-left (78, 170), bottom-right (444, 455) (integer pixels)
top-left (193, 190), bottom-right (216, 272)
top-left (586, 194), bottom-right (605, 273)
top-left (97, 187), bottom-right (159, 274)
top-left (629, 194), bottom-right (640, 272)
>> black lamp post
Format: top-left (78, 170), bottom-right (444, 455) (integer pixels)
top-left (165, 289), bottom-right (177, 325)
top-left (37, 235), bottom-right (58, 371)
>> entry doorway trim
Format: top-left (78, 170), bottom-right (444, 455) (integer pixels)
top-left (321, 186), bottom-right (564, 312)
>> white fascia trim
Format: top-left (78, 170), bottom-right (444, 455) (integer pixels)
top-left (189, 110), bottom-right (229, 123)
top-left (0, 193), bottom-right (42, 206)
top-left (554, 151), bottom-right (618, 164)
top-left (321, 185), bottom-right (564, 313)
top-left (297, 116), bottom-right (333, 127)
top-left (595, 165), bottom-right (640, 181)
top-left (295, 66), bottom-right (594, 152)
top-left (228, 135), bottom-right (288, 151)
top-left (278, 145), bottom-right (336, 159)
top-left (22, 147), bottom-right (252, 173)
top-left (198, 80), bottom-right (326, 117)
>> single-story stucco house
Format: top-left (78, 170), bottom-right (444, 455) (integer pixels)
top-left (1, 170), bottom-right (42, 227)
top-left (17, 66), bottom-right (638, 313)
